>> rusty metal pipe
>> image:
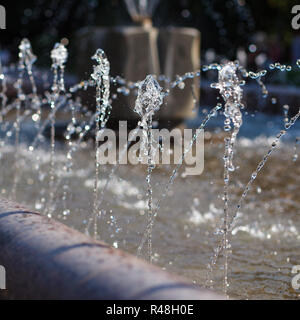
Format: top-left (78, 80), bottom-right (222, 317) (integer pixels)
top-left (0, 198), bottom-right (224, 300)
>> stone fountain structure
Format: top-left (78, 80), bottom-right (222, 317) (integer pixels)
top-left (75, 0), bottom-right (200, 128)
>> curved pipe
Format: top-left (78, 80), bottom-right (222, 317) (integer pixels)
top-left (0, 198), bottom-right (224, 300)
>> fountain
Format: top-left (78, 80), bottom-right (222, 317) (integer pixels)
top-left (88, 48), bottom-right (111, 238)
top-left (75, 0), bottom-right (200, 128)
top-left (46, 43), bottom-right (68, 218)
top-left (0, 27), bottom-right (300, 299)
top-left (133, 74), bottom-right (164, 262)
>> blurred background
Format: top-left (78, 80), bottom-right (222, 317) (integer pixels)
top-left (1, 0), bottom-right (300, 121)
top-left (1, 0), bottom-right (300, 74)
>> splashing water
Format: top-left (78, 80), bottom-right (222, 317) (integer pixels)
top-left (293, 137), bottom-right (299, 162)
top-left (0, 57), bottom-right (7, 119)
top-left (62, 98), bottom-right (79, 219)
top-left (45, 42), bottom-right (68, 218)
top-left (206, 109), bottom-right (300, 293)
top-left (11, 39), bottom-right (39, 199)
top-left (51, 43), bottom-right (71, 218)
top-left (211, 62), bottom-right (244, 171)
top-left (86, 49), bottom-right (111, 238)
top-left (19, 38), bottom-right (40, 123)
top-left (1, 37), bottom-right (300, 299)
top-left (210, 61), bottom-right (245, 295)
top-left (137, 103), bottom-right (222, 258)
top-left (84, 76), bottom-right (166, 241)
top-left (134, 75), bottom-right (163, 262)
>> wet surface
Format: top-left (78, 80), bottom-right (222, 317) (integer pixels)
top-left (1, 111), bottom-right (300, 299)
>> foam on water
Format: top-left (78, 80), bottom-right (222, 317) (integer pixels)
top-left (84, 177), bottom-right (140, 198)
top-left (232, 223), bottom-right (300, 240)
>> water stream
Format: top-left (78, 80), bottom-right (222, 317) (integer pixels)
top-left (0, 38), bottom-right (299, 299)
